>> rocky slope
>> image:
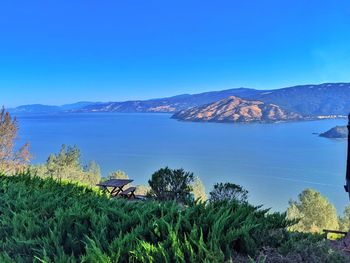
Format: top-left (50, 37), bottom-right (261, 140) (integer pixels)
top-left (172, 96), bottom-right (302, 123)
top-left (320, 126), bottom-right (348, 138)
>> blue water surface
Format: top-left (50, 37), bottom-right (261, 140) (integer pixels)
top-left (16, 113), bottom-right (347, 213)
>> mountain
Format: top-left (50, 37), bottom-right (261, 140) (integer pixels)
top-left (76, 88), bottom-right (266, 113)
top-left (172, 96), bottom-right (302, 123)
top-left (9, 102), bottom-right (97, 114)
top-left (61, 102), bottom-right (100, 111)
top-left (9, 82), bottom-right (350, 117)
top-left (320, 126), bottom-right (348, 139)
top-left (253, 83), bottom-right (350, 116)
top-left (78, 83), bottom-right (350, 116)
top-left (9, 104), bottom-right (61, 114)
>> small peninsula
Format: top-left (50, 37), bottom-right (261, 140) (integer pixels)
top-left (320, 126), bottom-right (348, 139)
top-left (172, 96), bottom-right (302, 123)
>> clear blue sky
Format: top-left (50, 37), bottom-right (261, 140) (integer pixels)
top-left (1, 0), bottom-right (350, 107)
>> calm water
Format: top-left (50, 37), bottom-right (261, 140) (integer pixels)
top-left (16, 113), bottom-right (347, 213)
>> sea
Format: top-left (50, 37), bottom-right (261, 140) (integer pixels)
top-left (16, 113), bottom-right (348, 213)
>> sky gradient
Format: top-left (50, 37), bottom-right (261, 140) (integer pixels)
top-left (1, 0), bottom-right (350, 107)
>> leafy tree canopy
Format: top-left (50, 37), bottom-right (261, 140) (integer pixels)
top-left (338, 205), bottom-right (350, 232)
top-left (148, 167), bottom-right (194, 202)
top-left (287, 188), bottom-right (339, 233)
top-left (109, 170), bottom-right (128, 179)
top-left (32, 144), bottom-right (101, 186)
top-left (191, 176), bottom-right (206, 201)
top-left (209, 182), bottom-right (248, 203)
top-left (0, 107), bottom-right (31, 173)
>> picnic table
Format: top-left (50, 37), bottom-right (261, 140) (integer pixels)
top-left (97, 179), bottom-right (134, 198)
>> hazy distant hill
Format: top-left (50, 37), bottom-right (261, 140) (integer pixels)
top-left (320, 126), bottom-right (348, 139)
top-left (172, 96), bottom-right (302, 123)
top-left (9, 102), bottom-right (97, 114)
top-left (9, 104), bottom-right (61, 114)
top-left (77, 88), bottom-right (265, 113)
top-left (61, 102), bottom-right (99, 111)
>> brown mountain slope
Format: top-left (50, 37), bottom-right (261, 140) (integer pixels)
top-left (172, 96), bottom-right (302, 123)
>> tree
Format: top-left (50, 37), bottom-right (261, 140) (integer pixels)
top-left (339, 205), bottom-right (350, 232)
top-left (34, 144), bottom-right (101, 186)
top-left (209, 182), bottom-right (248, 203)
top-left (287, 188), bottom-right (339, 233)
top-left (191, 176), bottom-right (206, 201)
top-left (148, 167), bottom-right (194, 202)
top-left (109, 170), bottom-right (128, 179)
top-left (85, 161), bottom-right (102, 186)
top-left (0, 107), bottom-right (31, 173)
top-left (46, 145), bottom-right (81, 180)
top-left (135, 184), bottom-right (151, 196)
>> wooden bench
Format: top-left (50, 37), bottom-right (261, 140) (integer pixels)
top-left (120, 187), bottom-right (136, 199)
top-left (323, 229), bottom-right (348, 239)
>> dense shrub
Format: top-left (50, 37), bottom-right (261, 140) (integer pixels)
top-left (0, 173), bottom-right (295, 262)
top-left (209, 182), bottom-right (248, 203)
top-left (148, 167), bottom-right (194, 202)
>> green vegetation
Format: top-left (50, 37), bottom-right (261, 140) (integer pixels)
top-left (148, 167), bottom-right (194, 202)
top-left (191, 176), bottom-right (207, 201)
top-left (109, 170), bottom-right (128, 180)
top-left (339, 205), bottom-right (350, 232)
top-left (209, 182), bottom-right (248, 203)
top-left (31, 145), bottom-right (101, 187)
top-left (0, 174), bottom-right (348, 262)
top-left (0, 107), bottom-right (31, 174)
top-left (287, 189), bottom-right (339, 233)
top-left (0, 173), bottom-right (282, 262)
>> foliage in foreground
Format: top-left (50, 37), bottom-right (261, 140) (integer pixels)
top-left (0, 173), bottom-right (297, 262)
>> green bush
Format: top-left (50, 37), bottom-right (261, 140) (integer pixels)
top-left (0, 173), bottom-right (294, 262)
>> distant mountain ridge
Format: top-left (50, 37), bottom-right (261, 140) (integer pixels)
top-left (172, 96), bottom-right (302, 123)
top-left (9, 102), bottom-right (98, 114)
top-left (76, 83), bottom-right (350, 117)
top-left (8, 83), bottom-right (350, 120)
top-left (76, 88), bottom-right (265, 113)
top-left (252, 83), bottom-right (350, 116)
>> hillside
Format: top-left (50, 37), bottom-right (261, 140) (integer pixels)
top-left (172, 96), bottom-right (302, 123)
top-left (320, 126), bottom-right (348, 138)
